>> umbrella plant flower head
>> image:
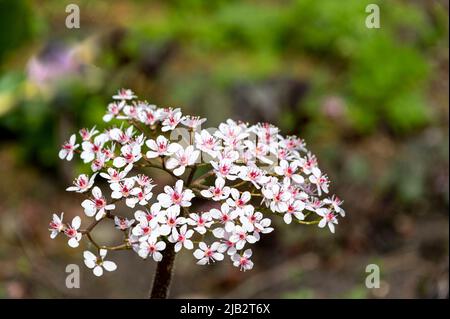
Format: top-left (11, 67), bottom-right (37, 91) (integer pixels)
top-left (49, 89), bottom-right (344, 298)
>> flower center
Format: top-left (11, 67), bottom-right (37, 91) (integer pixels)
top-left (65, 229), bottom-right (76, 237)
top-left (95, 198), bottom-right (105, 208)
top-left (172, 192), bottom-right (181, 203)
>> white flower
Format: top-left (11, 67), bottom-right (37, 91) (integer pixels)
top-left (309, 167), bottom-right (329, 196)
top-left (232, 249), bottom-right (253, 271)
top-left (214, 119), bottom-right (249, 148)
top-left (281, 136), bottom-right (306, 152)
top-left (64, 216), bottom-right (82, 248)
top-left (113, 143), bottom-right (142, 168)
top-left (66, 173), bottom-right (97, 193)
top-left (109, 126), bottom-right (134, 144)
top-left (134, 174), bottom-right (154, 188)
top-left (324, 195), bottom-right (345, 217)
top-left (91, 153), bottom-right (107, 172)
top-left (274, 160), bottom-right (305, 184)
top-left (145, 135), bottom-right (181, 158)
top-left (128, 186), bottom-right (154, 207)
top-left (211, 159), bottom-right (240, 181)
top-left (305, 198), bottom-right (325, 212)
top-left (209, 203), bottom-right (238, 232)
top-left (181, 115), bottom-right (206, 129)
top-left (113, 88), bottom-right (136, 100)
top-left (114, 216), bottom-right (135, 230)
top-left (49, 212), bottom-right (64, 239)
top-left (193, 242), bottom-right (224, 265)
top-left (84, 249), bottom-right (117, 276)
top-left (226, 189), bottom-right (252, 214)
top-left (165, 145), bottom-right (200, 176)
top-left (161, 109), bottom-right (183, 132)
top-left (138, 107), bottom-right (161, 126)
top-left (169, 224), bottom-right (194, 252)
top-left (100, 165), bottom-right (132, 183)
top-left (284, 200), bottom-right (306, 224)
top-left (229, 225), bottom-right (257, 250)
top-left (159, 205), bottom-right (186, 235)
top-left (79, 127), bottom-right (99, 141)
top-left (80, 133), bottom-right (108, 163)
top-left (103, 101), bottom-right (124, 122)
top-left (240, 208), bottom-right (265, 233)
top-left (214, 230), bottom-right (237, 256)
top-left (252, 217), bottom-right (274, 241)
top-left (262, 183), bottom-right (291, 213)
top-left (316, 208), bottom-right (338, 233)
top-left (131, 215), bottom-right (161, 241)
top-left (59, 134), bottom-right (79, 161)
top-left (238, 165), bottom-right (270, 189)
top-left (218, 148), bottom-right (240, 162)
top-left (302, 153), bottom-right (318, 175)
top-left (120, 103), bottom-right (139, 120)
top-left (244, 141), bottom-right (273, 165)
top-left (81, 186), bottom-right (115, 220)
top-left (186, 212), bottom-right (213, 234)
top-left (195, 130), bottom-right (219, 157)
top-left (110, 179), bottom-right (133, 199)
top-left (200, 177), bottom-right (231, 201)
top-left (157, 180), bottom-right (195, 208)
top-left (132, 214), bottom-right (160, 240)
top-left (138, 238), bottom-right (166, 261)
top-left (134, 203), bottom-right (164, 228)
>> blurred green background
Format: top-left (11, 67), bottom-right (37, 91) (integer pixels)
top-left (0, 0), bottom-right (448, 298)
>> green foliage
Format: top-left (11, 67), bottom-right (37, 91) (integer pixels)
top-left (0, 0), bottom-right (35, 63)
top-left (128, 0), bottom-right (437, 134)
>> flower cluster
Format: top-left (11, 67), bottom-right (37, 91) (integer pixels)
top-left (49, 89), bottom-right (344, 276)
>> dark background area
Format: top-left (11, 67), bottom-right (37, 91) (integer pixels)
top-left (0, 0), bottom-right (448, 298)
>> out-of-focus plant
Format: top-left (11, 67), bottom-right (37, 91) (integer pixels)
top-left (1, 0), bottom-right (446, 170)
top-left (48, 89), bottom-right (344, 298)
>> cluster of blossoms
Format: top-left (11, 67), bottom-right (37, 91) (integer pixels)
top-left (50, 89), bottom-right (344, 276)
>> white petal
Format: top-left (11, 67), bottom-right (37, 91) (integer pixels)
top-left (113, 157), bottom-right (127, 168)
top-left (157, 194), bottom-right (172, 208)
top-left (328, 223), bottom-right (335, 233)
top-left (318, 218), bottom-right (327, 228)
top-left (283, 213), bottom-right (292, 224)
top-left (184, 240), bottom-right (194, 250)
top-left (59, 149), bottom-right (68, 159)
top-left (72, 216), bottom-right (81, 229)
top-left (196, 258), bottom-right (208, 265)
top-left (165, 158), bottom-right (178, 170)
top-left (153, 251), bottom-right (162, 262)
top-left (193, 249), bottom-right (204, 259)
top-left (155, 241), bottom-right (166, 251)
top-left (93, 265), bottom-right (103, 277)
top-left (92, 186), bottom-right (102, 199)
top-left (213, 253), bottom-right (224, 261)
top-left (81, 200), bottom-right (96, 217)
top-left (68, 237), bottom-right (79, 248)
top-left (102, 261), bottom-right (117, 271)
top-left (84, 259), bottom-right (96, 269)
top-left (173, 166), bottom-right (185, 176)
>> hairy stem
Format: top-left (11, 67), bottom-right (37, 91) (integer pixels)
top-left (149, 242), bottom-right (177, 299)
